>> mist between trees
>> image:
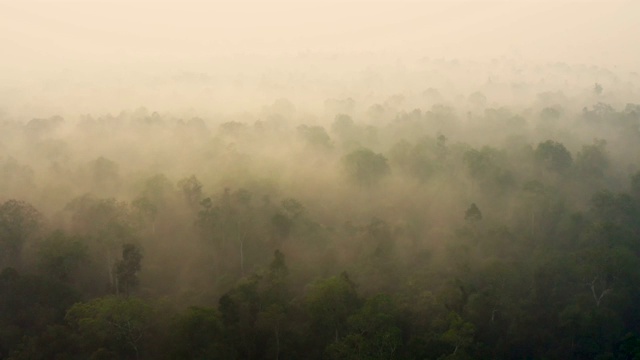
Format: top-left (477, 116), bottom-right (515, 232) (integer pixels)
top-left (2, 59), bottom-right (640, 359)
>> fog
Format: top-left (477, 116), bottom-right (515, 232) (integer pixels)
top-left (1, 1), bottom-right (640, 359)
top-left (1, 1), bottom-right (638, 117)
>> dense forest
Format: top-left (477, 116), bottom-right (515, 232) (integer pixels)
top-left (2, 57), bottom-right (640, 359)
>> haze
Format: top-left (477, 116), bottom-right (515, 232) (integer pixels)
top-left (2, 1), bottom-right (640, 359)
top-left (1, 1), bottom-right (638, 116)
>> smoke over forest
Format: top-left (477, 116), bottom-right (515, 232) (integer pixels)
top-left (1, 1), bottom-right (640, 359)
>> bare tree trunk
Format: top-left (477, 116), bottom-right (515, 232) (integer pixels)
top-left (115, 274), bottom-right (120, 296)
top-left (240, 239), bottom-right (244, 275)
top-left (237, 221), bottom-right (248, 275)
top-left (531, 211), bottom-right (535, 237)
top-left (590, 277), bottom-right (612, 307)
top-left (107, 247), bottom-right (117, 294)
top-left (275, 326), bottom-right (280, 360)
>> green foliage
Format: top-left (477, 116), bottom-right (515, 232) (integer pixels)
top-left (332, 114), bottom-right (356, 138)
top-left (576, 139), bottom-right (609, 178)
top-left (0, 199), bottom-right (42, 267)
top-left (37, 230), bottom-right (87, 283)
top-left (631, 171), bottom-right (640, 199)
top-left (342, 148), bottom-right (390, 186)
top-left (115, 244), bottom-right (143, 296)
top-left (306, 272), bottom-right (360, 342)
top-left (327, 294), bottom-right (402, 360)
top-left (298, 125), bottom-right (333, 149)
top-left (138, 174), bottom-right (175, 208)
top-left (281, 198), bottom-right (304, 218)
top-left (64, 195), bottom-right (138, 293)
top-left (88, 157), bottom-right (120, 193)
top-left (389, 136), bottom-right (447, 182)
top-left (177, 175), bottom-right (203, 209)
top-left (131, 196), bottom-right (158, 231)
top-left (170, 306), bottom-right (232, 359)
top-left (464, 204), bottom-right (482, 223)
top-left (271, 212), bottom-right (292, 241)
top-left (463, 147), bottom-right (514, 193)
top-left (217, 275), bottom-right (262, 359)
top-left (65, 195), bottom-right (136, 244)
top-left (4, 95), bottom-right (640, 360)
top-left (0, 268), bottom-right (79, 358)
top-left (594, 83), bottom-right (604, 95)
top-left (540, 106), bottom-right (562, 121)
top-left (65, 296), bottom-right (153, 359)
top-left (534, 140), bottom-right (573, 174)
top-left (440, 312), bottom-right (476, 358)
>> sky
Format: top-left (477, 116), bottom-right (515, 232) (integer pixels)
top-left (0, 0), bottom-right (637, 117)
top-left (0, 1), bottom-right (637, 71)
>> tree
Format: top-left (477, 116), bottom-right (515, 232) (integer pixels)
top-left (281, 198), bottom-right (304, 218)
top-left (65, 195), bottom-right (137, 293)
top-left (170, 306), bottom-right (232, 359)
top-left (463, 147), bottom-right (514, 194)
top-left (0, 157), bottom-right (36, 197)
top-left (229, 188), bottom-right (256, 275)
top-left (342, 148), bottom-right (390, 186)
top-left (440, 312), bottom-right (476, 359)
top-left (518, 180), bottom-right (564, 238)
top-left (87, 156), bottom-right (120, 194)
top-left (23, 115), bottom-right (64, 138)
top-left (271, 213), bottom-right (292, 246)
top-left (131, 196), bottom-right (158, 235)
top-left (256, 304), bottom-right (287, 360)
top-left (264, 250), bottom-right (289, 305)
top-left (306, 272), bottom-right (360, 343)
top-left (388, 140), bottom-right (413, 171)
top-left (218, 276), bottom-right (262, 359)
top-left (65, 296), bottom-right (153, 360)
top-left (534, 140), bottom-right (573, 175)
top-left (298, 125), bottom-right (333, 150)
top-left (465, 203), bottom-right (482, 223)
top-left (582, 102), bottom-right (615, 124)
top-left (138, 174), bottom-right (175, 208)
top-left (0, 268), bottom-right (79, 358)
top-left (177, 175), bottom-right (203, 210)
top-left (327, 294), bottom-right (402, 360)
top-left (115, 244), bottom-right (143, 296)
top-left (215, 251), bottom-right (292, 360)
top-left (631, 171), bottom-right (640, 199)
top-left (594, 83), bottom-right (603, 95)
top-left (0, 199), bottom-right (42, 268)
top-left (331, 114), bottom-right (356, 138)
top-left (468, 91), bottom-right (487, 109)
top-left (37, 230), bottom-right (87, 283)
top-left (540, 107), bottom-right (562, 122)
top-left (253, 251), bottom-right (291, 359)
top-left (575, 139), bottom-right (609, 179)
top-left (405, 137), bottom-right (441, 182)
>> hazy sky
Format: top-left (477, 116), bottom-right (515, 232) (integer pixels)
top-left (1, 1), bottom-right (637, 72)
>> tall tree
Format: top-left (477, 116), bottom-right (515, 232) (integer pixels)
top-left (177, 175), bottom-right (203, 210)
top-left (342, 148), bottom-right (390, 186)
top-left (116, 243), bottom-right (143, 296)
top-left (327, 294), bottom-right (403, 360)
top-left (306, 272), bottom-right (360, 344)
top-left (0, 199), bottom-right (42, 268)
top-left (534, 140), bottom-right (573, 175)
top-left (65, 195), bottom-right (137, 293)
top-left (37, 230), bottom-right (87, 283)
top-left (65, 296), bottom-right (153, 360)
